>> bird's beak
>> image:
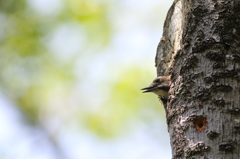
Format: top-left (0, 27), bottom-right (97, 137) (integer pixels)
top-left (141, 86), bottom-right (155, 93)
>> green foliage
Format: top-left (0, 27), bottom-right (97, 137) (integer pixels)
top-left (0, 0), bottom-right (112, 125)
top-left (61, 0), bottom-right (112, 45)
top-left (82, 67), bottom-right (164, 137)
top-left (0, 0), bottom-right (165, 138)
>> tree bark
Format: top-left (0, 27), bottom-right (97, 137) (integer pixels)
top-left (156, 0), bottom-right (240, 158)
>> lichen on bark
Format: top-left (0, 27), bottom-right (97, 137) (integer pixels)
top-left (156, 0), bottom-right (240, 158)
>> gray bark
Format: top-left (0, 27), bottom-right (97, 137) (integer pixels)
top-left (156, 0), bottom-right (240, 158)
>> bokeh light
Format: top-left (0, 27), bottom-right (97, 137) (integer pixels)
top-left (0, 0), bottom-right (173, 158)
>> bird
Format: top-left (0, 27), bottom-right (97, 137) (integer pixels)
top-left (141, 76), bottom-right (170, 102)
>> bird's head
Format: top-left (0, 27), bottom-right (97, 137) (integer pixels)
top-left (141, 76), bottom-right (170, 99)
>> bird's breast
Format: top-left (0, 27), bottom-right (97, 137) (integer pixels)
top-left (153, 89), bottom-right (169, 99)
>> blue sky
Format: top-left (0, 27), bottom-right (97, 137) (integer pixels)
top-left (0, 0), bottom-right (174, 158)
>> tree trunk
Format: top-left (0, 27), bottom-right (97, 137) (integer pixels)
top-left (156, 0), bottom-right (240, 158)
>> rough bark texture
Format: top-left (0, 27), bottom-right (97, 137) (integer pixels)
top-left (156, 0), bottom-right (240, 158)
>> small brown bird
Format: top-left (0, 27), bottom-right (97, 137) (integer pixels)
top-left (141, 76), bottom-right (170, 100)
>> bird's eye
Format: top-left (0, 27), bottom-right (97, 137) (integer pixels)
top-left (153, 78), bottom-right (160, 83)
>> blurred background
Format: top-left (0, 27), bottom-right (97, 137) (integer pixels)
top-left (0, 0), bottom-right (173, 158)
